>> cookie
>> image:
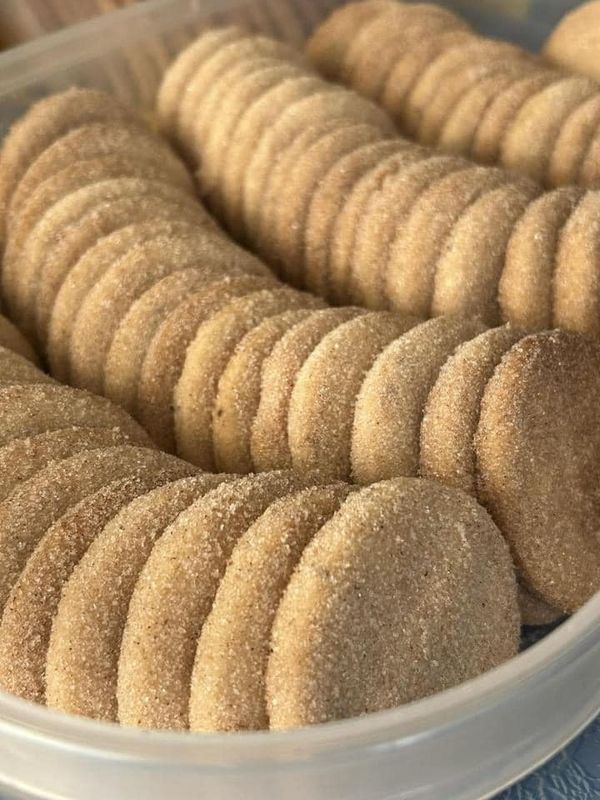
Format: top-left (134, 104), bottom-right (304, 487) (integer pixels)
top-left (46, 474), bottom-right (232, 721)
top-left (288, 311), bottom-right (418, 481)
top-left (499, 187), bottom-right (583, 331)
top-left (0, 314), bottom-right (38, 364)
top-left (352, 316), bottom-right (485, 484)
top-left (547, 95), bottom-right (600, 187)
top-left (213, 308), bottom-right (315, 473)
top-left (543, 1), bottom-right (600, 84)
top-left (174, 288), bottom-right (323, 468)
top-left (475, 331), bottom-right (600, 612)
top-left (117, 471), bottom-right (311, 730)
top-left (251, 307), bottom-right (366, 471)
top-left (189, 484), bottom-right (352, 732)
top-left (0, 346), bottom-right (54, 387)
top-left (267, 478), bottom-right (519, 728)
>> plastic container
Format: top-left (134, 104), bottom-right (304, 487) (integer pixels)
top-left (0, 1), bottom-right (598, 798)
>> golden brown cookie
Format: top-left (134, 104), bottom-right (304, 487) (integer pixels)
top-left (46, 474), bottom-right (232, 721)
top-left (543, 1), bottom-right (600, 83)
top-left (352, 316), bottom-right (485, 484)
top-left (547, 94), bottom-right (600, 187)
top-left (0, 346), bottom-right (53, 387)
top-left (267, 478), bottom-right (519, 729)
top-left (118, 471), bottom-right (311, 730)
top-left (0, 314), bottom-right (38, 364)
top-left (475, 331), bottom-right (600, 612)
top-left (189, 483), bottom-right (353, 732)
top-left (288, 311), bottom-right (418, 481)
top-left (499, 187), bottom-right (583, 331)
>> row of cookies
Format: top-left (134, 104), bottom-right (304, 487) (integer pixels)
top-left (307, 0), bottom-right (600, 189)
top-left (160, 27), bottom-right (600, 339)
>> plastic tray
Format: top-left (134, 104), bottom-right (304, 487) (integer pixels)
top-left (0, 1), bottom-right (598, 798)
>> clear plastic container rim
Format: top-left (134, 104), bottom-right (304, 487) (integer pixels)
top-left (0, 592), bottom-right (597, 765)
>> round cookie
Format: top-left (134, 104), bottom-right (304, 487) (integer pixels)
top-left (0, 463), bottom-right (192, 704)
top-left (472, 71), bottom-right (561, 165)
top-left (351, 316), bottom-right (485, 485)
top-left (68, 229), bottom-right (261, 395)
top-left (386, 166), bottom-right (510, 317)
top-left (475, 330), bottom-right (600, 612)
top-left (212, 308), bottom-right (315, 473)
top-left (499, 187), bottom-right (583, 331)
top-left (157, 27), bottom-right (246, 137)
top-left (288, 311), bottom-right (418, 481)
top-left (420, 325), bottom-right (524, 496)
top-left (0, 427), bottom-right (148, 504)
top-left (350, 154), bottom-right (466, 309)
top-left (0, 346), bottom-right (53, 387)
top-left (501, 77), bottom-right (598, 184)
top-left (554, 191), bottom-right (600, 337)
top-left (0, 446), bottom-right (186, 613)
top-left (267, 478), bottom-right (519, 729)
top-left (0, 88), bottom-right (138, 235)
top-left (46, 474), bottom-right (233, 722)
top-left (174, 288), bottom-right (323, 469)
top-left (0, 314), bottom-right (38, 365)
top-left (117, 471), bottom-right (312, 730)
top-left (577, 128), bottom-right (600, 186)
top-left (137, 274), bottom-right (276, 453)
top-left (0, 384), bottom-right (151, 448)
top-left (46, 219), bottom-right (207, 381)
top-left (189, 483), bottom-right (353, 732)
top-left (251, 307), bottom-right (366, 472)
top-left (543, 1), bottom-right (600, 84)
top-left (547, 94), bottom-right (600, 187)
top-left (432, 179), bottom-right (539, 324)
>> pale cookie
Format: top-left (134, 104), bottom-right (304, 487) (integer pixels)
top-left (288, 311), bottom-right (418, 481)
top-left (386, 166), bottom-right (510, 317)
top-left (0, 346), bottom-right (54, 387)
top-left (501, 77), bottom-right (598, 184)
top-left (190, 484), bottom-right (353, 732)
top-left (251, 307), bottom-right (366, 471)
top-left (118, 471), bottom-right (312, 730)
top-left (472, 71), bottom-right (561, 165)
top-left (174, 288), bottom-right (323, 469)
top-left (267, 478), bottom-right (519, 729)
top-left (543, 1), bottom-right (600, 84)
top-left (213, 309), bottom-right (315, 473)
top-left (0, 314), bottom-right (38, 364)
top-left (157, 27), bottom-right (246, 137)
top-left (0, 384), bottom-right (151, 448)
top-left (352, 316), bottom-right (485, 484)
top-left (554, 191), bottom-right (600, 336)
top-left (547, 95), bottom-right (600, 187)
top-left (500, 187), bottom-right (583, 331)
top-left (137, 275), bottom-right (276, 453)
top-left (68, 229), bottom-right (262, 394)
top-left (432, 179), bottom-right (539, 324)
top-left (47, 219), bottom-right (207, 381)
top-left (475, 331), bottom-right (600, 612)
top-left (46, 474), bottom-right (232, 722)
top-left (0, 446), bottom-right (186, 613)
top-left (0, 464), bottom-right (192, 704)
top-left (0, 427), bottom-right (148, 504)
top-left (351, 155), bottom-right (466, 309)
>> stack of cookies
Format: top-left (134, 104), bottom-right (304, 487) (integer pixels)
top-left (308, 0), bottom-right (600, 189)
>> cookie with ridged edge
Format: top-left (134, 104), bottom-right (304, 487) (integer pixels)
top-left (352, 316), bottom-right (485, 485)
top-left (475, 330), bottom-right (600, 612)
top-left (0, 446), bottom-right (186, 614)
top-left (386, 166), bottom-right (510, 318)
top-left (432, 179), bottom-right (539, 324)
top-left (137, 274), bottom-right (276, 453)
top-left (190, 483), bottom-right (353, 732)
top-left (0, 384), bottom-right (151, 449)
top-left (288, 311), bottom-right (419, 481)
top-left (267, 477), bottom-right (519, 729)
top-left (118, 471), bottom-right (315, 730)
top-left (174, 288), bottom-right (323, 469)
top-left (46, 474), bottom-right (233, 722)
top-left (0, 462), bottom-right (193, 704)
top-left (547, 94), bottom-right (600, 187)
top-left (499, 187), bottom-right (583, 332)
top-left (213, 308), bottom-right (316, 473)
top-left (251, 307), bottom-right (366, 472)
